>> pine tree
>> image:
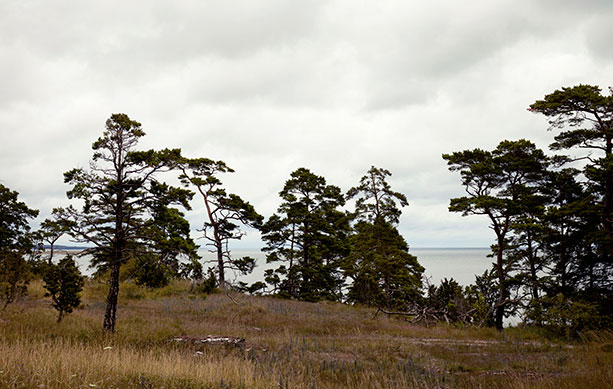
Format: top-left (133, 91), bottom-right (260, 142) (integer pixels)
top-left (0, 183), bottom-right (38, 309)
top-left (443, 140), bottom-right (549, 330)
top-left (43, 255), bottom-right (84, 322)
top-left (176, 157), bottom-right (263, 289)
top-left (530, 84), bottom-right (613, 289)
top-left (58, 114), bottom-right (195, 332)
top-left (262, 168), bottom-right (350, 301)
top-left (343, 167), bottom-right (423, 310)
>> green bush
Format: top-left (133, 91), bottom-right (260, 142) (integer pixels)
top-left (42, 255), bottom-right (85, 322)
top-left (527, 293), bottom-right (610, 338)
top-left (0, 249), bottom-right (32, 309)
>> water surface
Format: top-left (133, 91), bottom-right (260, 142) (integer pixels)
top-left (71, 247), bottom-right (493, 287)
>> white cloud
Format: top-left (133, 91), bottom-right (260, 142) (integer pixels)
top-left (0, 0), bottom-right (612, 251)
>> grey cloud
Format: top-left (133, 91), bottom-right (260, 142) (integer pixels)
top-left (1, 0), bottom-right (612, 249)
top-left (0, 0), bottom-right (328, 110)
top-left (349, 1), bottom-right (612, 111)
top-left (0, 1), bottom-right (325, 60)
top-left (585, 15), bottom-right (613, 61)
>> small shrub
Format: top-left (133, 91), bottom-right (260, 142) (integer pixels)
top-left (526, 293), bottom-right (608, 338)
top-left (124, 255), bottom-right (172, 289)
top-left (42, 254), bottom-right (85, 322)
top-left (193, 268), bottom-right (217, 295)
top-left (120, 281), bottom-right (147, 300)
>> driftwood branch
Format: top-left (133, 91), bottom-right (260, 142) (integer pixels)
top-left (373, 304), bottom-right (482, 327)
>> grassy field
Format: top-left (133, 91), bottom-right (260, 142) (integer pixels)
top-left (0, 280), bottom-right (611, 388)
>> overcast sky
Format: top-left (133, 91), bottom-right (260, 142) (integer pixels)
top-left (1, 0), bottom-right (612, 250)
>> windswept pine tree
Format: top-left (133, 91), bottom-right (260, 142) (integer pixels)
top-left (57, 114), bottom-right (197, 332)
top-left (525, 85), bottom-right (613, 331)
top-left (261, 168), bottom-right (350, 301)
top-left (443, 140), bottom-right (550, 330)
top-left (530, 85), bottom-right (613, 288)
top-left (343, 166), bottom-right (423, 310)
top-left (176, 156), bottom-right (263, 289)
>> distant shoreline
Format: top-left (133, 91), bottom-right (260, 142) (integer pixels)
top-left (43, 249), bottom-right (87, 255)
top-left (411, 247), bottom-right (489, 250)
top-left (43, 246), bottom-right (490, 253)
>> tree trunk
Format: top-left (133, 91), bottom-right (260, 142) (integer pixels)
top-left (217, 245), bottom-right (226, 289)
top-left (527, 235), bottom-right (539, 301)
top-left (288, 224), bottom-right (295, 296)
top-left (48, 244), bottom-right (55, 265)
top-left (384, 275), bottom-right (391, 310)
top-left (529, 259), bottom-right (539, 301)
top-left (103, 261), bottom-right (120, 332)
top-left (301, 221), bottom-right (311, 299)
top-left (495, 236), bottom-right (505, 331)
top-left (604, 133), bottom-right (613, 257)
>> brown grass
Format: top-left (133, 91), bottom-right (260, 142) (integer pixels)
top-left (0, 279), bottom-right (611, 388)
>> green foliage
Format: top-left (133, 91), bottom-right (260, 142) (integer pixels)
top-left (124, 254), bottom-right (172, 288)
top-left (36, 210), bottom-right (73, 262)
top-left (177, 156), bottom-right (263, 288)
top-left (0, 183), bottom-right (39, 252)
top-left (26, 255), bottom-right (50, 279)
top-left (42, 255), bottom-right (85, 322)
top-left (236, 280), bottom-right (267, 295)
top-left (345, 220), bottom-right (423, 309)
top-left (443, 140), bottom-right (549, 221)
top-left (179, 256), bottom-right (204, 283)
top-left (464, 269), bottom-right (498, 327)
top-left (119, 182), bottom-right (199, 290)
top-left (531, 84), bottom-right (613, 282)
top-left (427, 278), bottom-right (462, 310)
top-left (437, 85), bottom-right (613, 333)
top-left (525, 84), bottom-right (613, 333)
top-left (537, 169), bottom-right (601, 298)
top-left (232, 256), bottom-right (257, 275)
top-left (529, 84), bottom-right (613, 144)
top-left (0, 183), bottom-right (38, 309)
top-left (443, 139), bottom-right (550, 330)
top-left (59, 113), bottom-right (195, 332)
top-left (193, 268), bottom-right (218, 295)
top-left (143, 181), bottom-right (199, 275)
top-left (263, 268), bottom-right (282, 293)
top-left (420, 275), bottom-right (500, 326)
top-left (424, 278), bottom-right (468, 323)
top-left (346, 166), bottom-right (408, 224)
top-left (344, 167), bottom-right (422, 310)
top-left (526, 293), bottom-right (611, 338)
top-left (0, 249), bottom-right (32, 309)
top-left (262, 168), bottom-right (350, 302)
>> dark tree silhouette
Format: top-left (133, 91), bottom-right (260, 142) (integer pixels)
top-left (58, 114), bottom-right (194, 332)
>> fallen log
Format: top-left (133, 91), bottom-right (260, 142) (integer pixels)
top-left (172, 335), bottom-right (245, 346)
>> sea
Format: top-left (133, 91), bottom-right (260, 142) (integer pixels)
top-left (222, 247), bottom-right (494, 287)
top-left (72, 247), bottom-right (493, 287)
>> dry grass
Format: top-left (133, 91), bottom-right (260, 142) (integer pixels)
top-left (0, 279), bottom-right (611, 388)
top-left (0, 339), bottom-right (263, 388)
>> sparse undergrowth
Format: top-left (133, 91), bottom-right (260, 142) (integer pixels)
top-left (0, 280), bottom-right (611, 388)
